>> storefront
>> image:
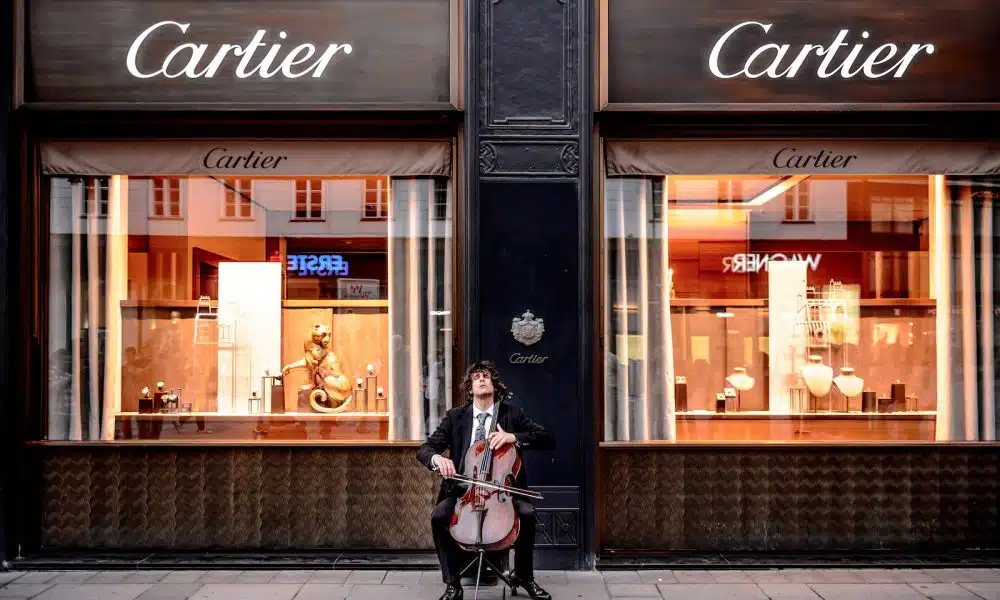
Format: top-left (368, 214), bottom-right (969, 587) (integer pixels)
top-left (7, 0), bottom-right (463, 558)
top-left (5, 0), bottom-right (1000, 571)
top-left (595, 0), bottom-right (1000, 557)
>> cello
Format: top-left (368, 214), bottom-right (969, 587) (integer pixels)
top-left (447, 403), bottom-right (543, 552)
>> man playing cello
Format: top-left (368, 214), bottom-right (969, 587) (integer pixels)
top-left (417, 360), bottom-right (556, 600)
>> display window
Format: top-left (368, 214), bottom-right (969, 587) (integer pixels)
top-left (602, 140), bottom-right (998, 443)
top-left (42, 140), bottom-right (454, 442)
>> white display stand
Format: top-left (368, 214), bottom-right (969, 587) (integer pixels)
top-left (768, 261), bottom-right (808, 414)
top-left (217, 262), bottom-right (282, 414)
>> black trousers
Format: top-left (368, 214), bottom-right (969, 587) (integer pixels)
top-left (431, 497), bottom-right (536, 585)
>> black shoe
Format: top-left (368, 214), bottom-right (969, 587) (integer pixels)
top-left (438, 583), bottom-right (463, 600)
top-left (508, 573), bottom-right (551, 600)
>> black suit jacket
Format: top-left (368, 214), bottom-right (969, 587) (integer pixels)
top-left (416, 400), bottom-right (556, 503)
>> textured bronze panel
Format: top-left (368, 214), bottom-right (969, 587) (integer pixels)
top-left (27, 0), bottom-right (451, 106)
top-left (38, 447), bottom-right (438, 550)
top-left (607, 0), bottom-right (1000, 105)
top-left (602, 447), bottom-right (1000, 551)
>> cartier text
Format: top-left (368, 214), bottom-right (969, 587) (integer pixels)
top-left (126, 21), bottom-right (354, 79)
top-left (708, 21), bottom-right (934, 80)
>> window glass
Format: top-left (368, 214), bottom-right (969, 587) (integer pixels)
top-left (46, 173), bottom-right (453, 442)
top-left (604, 173), bottom-right (999, 442)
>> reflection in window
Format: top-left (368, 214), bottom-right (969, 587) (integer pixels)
top-left (364, 176), bottom-right (390, 220)
top-left (783, 182), bottom-right (811, 222)
top-left (294, 179), bottom-right (323, 219)
top-left (221, 178), bottom-right (253, 219)
top-left (871, 195), bottom-right (915, 234)
top-left (151, 177), bottom-right (182, 218)
top-left (433, 178), bottom-right (449, 221)
top-left (604, 174), bottom-right (997, 443)
top-left (82, 177), bottom-right (109, 217)
top-left (46, 174), bottom-right (453, 443)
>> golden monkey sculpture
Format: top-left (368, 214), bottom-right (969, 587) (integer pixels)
top-left (280, 324), bottom-right (353, 413)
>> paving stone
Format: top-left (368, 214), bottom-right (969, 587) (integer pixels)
top-left (714, 571), bottom-right (754, 583)
top-left (345, 584), bottom-right (445, 600)
top-left (308, 571), bottom-right (351, 584)
top-left (859, 570), bottom-right (939, 584)
top-left (757, 583), bottom-right (822, 599)
top-left (658, 583), bottom-right (769, 599)
top-left (49, 572), bottom-right (98, 584)
top-left (125, 573), bottom-right (169, 584)
top-left (674, 571), bottom-right (719, 584)
top-left (268, 571), bottom-right (314, 584)
top-left (344, 571), bottom-right (386, 584)
top-left (135, 584), bottom-right (205, 600)
top-left (812, 571), bottom-right (866, 584)
top-left (0, 584), bottom-right (55, 598)
top-left (287, 584), bottom-right (352, 600)
top-left (809, 583), bottom-right (927, 600)
top-left (957, 582), bottom-right (1000, 599)
top-left (418, 571), bottom-right (445, 585)
top-left (233, 572), bottom-right (277, 584)
top-left (187, 583), bottom-right (301, 600)
top-left (535, 570), bottom-right (570, 585)
top-left (935, 570), bottom-right (1000, 584)
top-left (781, 571), bottom-right (826, 584)
top-left (382, 572), bottom-right (423, 585)
top-left (607, 583), bottom-right (660, 597)
top-left (602, 571), bottom-right (640, 584)
top-left (0, 574), bottom-right (22, 586)
top-left (910, 583), bottom-right (986, 600)
top-left (566, 571), bottom-right (607, 584)
top-left (899, 571), bottom-right (947, 584)
top-left (194, 572), bottom-right (243, 584)
top-left (747, 571), bottom-right (793, 584)
top-left (638, 570), bottom-right (678, 584)
top-left (32, 584), bottom-right (151, 600)
top-left (531, 584), bottom-right (610, 600)
top-left (159, 573), bottom-right (205, 584)
top-left (8, 575), bottom-right (58, 585)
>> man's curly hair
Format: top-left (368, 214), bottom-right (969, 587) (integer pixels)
top-left (460, 360), bottom-right (509, 403)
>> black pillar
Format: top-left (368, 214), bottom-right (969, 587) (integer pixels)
top-left (0, 0), bottom-right (12, 569)
top-left (463, 0), bottom-right (594, 569)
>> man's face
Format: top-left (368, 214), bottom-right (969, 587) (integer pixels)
top-left (471, 370), bottom-right (494, 396)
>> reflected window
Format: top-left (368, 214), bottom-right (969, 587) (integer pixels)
top-left (46, 167), bottom-right (454, 444)
top-left (221, 178), bottom-right (253, 219)
top-left (151, 177), bottom-right (182, 218)
top-left (604, 172), bottom-right (997, 443)
top-left (363, 176), bottom-right (390, 220)
top-left (294, 179), bottom-right (323, 219)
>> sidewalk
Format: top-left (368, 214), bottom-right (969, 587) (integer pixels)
top-left (1, 568), bottom-right (999, 600)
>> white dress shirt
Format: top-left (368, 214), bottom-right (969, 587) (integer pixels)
top-left (469, 403), bottom-right (496, 449)
top-left (431, 402), bottom-right (497, 470)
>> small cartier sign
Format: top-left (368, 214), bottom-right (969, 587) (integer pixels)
top-left (607, 0), bottom-right (1000, 106)
top-left (509, 353), bottom-right (549, 365)
top-left (203, 148), bottom-right (288, 170)
top-left (27, 0), bottom-right (452, 106)
top-left (772, 148), bottom-right (858, 169)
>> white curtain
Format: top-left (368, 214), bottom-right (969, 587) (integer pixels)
top-left (388, 177), bottom-right (454, 441)
top-left (47, 176), bottom-right (128, 441)
top-left (935, 177), bottom-right (998, 441)
top-left (603, 177), bottom-right (676, 441)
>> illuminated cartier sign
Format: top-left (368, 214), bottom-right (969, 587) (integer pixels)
top-left (126, 21), bottom-right (354, 80)
top-left (723, 253), bottom-right (822, 274)
top-left (708, 21), bottom-right (935, 80)
top-left (287, 254), bottom-right (349, 277)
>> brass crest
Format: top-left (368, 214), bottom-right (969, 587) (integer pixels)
top-left (511, 310), bottom-right (545, 346)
